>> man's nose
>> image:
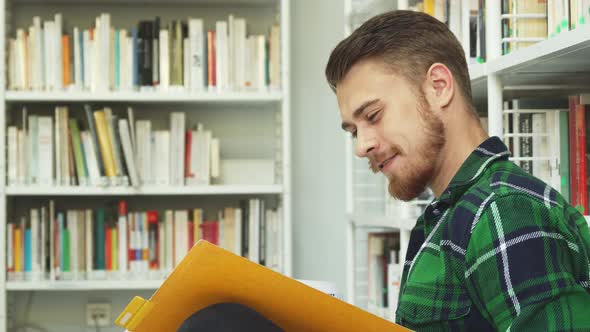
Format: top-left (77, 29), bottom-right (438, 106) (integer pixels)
top-left (354, 130), bottom-right (377, 158)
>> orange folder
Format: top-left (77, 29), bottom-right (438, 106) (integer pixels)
top-left (116, 240), bottom-right (408, 331)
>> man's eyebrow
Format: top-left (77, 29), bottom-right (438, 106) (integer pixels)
top-left (341, 98), bottom-right (380, 131)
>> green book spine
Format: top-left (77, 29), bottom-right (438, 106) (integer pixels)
top-left (63, 228), bottom-right (70, 272)
top-left (69, 119), bottom-right (87, 184)
top-left (560, 111), bottom-right (571, 202)
top-left (265, 38), bottom-right (270, 86)
top-left (95, 208), bottom-right (106, 270)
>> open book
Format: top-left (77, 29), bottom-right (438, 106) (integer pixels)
top-left (116, 240), bottom-right (408, 331)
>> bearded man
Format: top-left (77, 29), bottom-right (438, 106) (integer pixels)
top-left (326, 10), bottom-right (590, 331)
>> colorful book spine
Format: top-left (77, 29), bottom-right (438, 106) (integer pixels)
top-left (560, 111), bottom-right (570, 201)
top-left (575, 103), bottom-right (588, 213)
top-left (14, 227), bottom-right (22, 272)
top-left (119, 201), bottom-right (128, 273)
top-left (148, 211), bottom-right (159, 270)
top-left (25, 228), bottom-right (32, 272)
top-left (95, 208), bottom-right (106, 270)
top-left (63, 222), bottom-right (70, 272)
top-left (569, 96), bottom-right (579, 211)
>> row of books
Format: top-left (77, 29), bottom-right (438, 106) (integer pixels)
top-left (502, 95), bottom-right (589, 214)
top-left (499, 0), bottom-right (587, 58)
top-left (7, 106), bottom-right (220, 187)
top-left (6, 198), bottom-right (283, 282)
top-left (404, 1), bottom-right (589, 62)
top-left (366, 232), bottom-right (401, 322)
top-left (8, 13), bottom-right (281, 92)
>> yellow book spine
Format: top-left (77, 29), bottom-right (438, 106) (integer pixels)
top-left (93, 111), bottom-right (117, 177)
top-left (112, 228), bottom-right (118, 271)
top-left (424, 0), bottom-right (435, 16)
top-left (14, 228), bottom-right (21, 272)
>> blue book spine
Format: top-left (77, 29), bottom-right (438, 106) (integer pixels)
top-left (136, 212), bottom-right (142, 262)
top-left (79, 29), bottom-right (85, 86)
top-left (80, 134), bottom-right (90, 181)
top-left (132, 27), bottom-right (138, 88)
top-left (96, 208), bottom-right (106, 270)
top-left (58, 213), bottom-right (64, 272)
top-left (25, 229), bottom-right (32, 272)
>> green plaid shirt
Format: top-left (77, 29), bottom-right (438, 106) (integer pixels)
top-left (395, 137), bottom-right (590, 331)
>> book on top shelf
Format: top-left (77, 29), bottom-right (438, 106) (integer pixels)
top-left (7, 13), bottom-right (281, 93)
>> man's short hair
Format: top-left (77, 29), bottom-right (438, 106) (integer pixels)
top-left (325, 10), bottom-right (473, 109)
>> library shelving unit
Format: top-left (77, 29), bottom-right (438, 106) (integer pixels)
top-left (0, 0), bottom-right (291, 331)
top-left (344, 0), bottom-right (590, 321)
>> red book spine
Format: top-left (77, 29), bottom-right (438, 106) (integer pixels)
top-left (201, 221), bottom-right (218, 245)
top-left (207, 31), bottom-right (216, 87)
top-left (147, 211), bottom-right (159, 270)
top-left (576, 103), bottom-right (588, 214)
top-left (188, 221), bottom-right (194, 247)
top-left (200, 222), bottom-right (208, 242)
top-left (213, 222), bottom-right (219, 246)
top-left (569, 96), bottom-right (580, 210)
top-left (128, 214), bottom-right (134, 269)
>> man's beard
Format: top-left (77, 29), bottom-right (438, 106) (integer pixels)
top-left (372, 101), bottom-right (446, 201)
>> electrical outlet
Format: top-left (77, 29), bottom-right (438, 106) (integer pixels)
top-left (86, 303), bottom-right (111, 327)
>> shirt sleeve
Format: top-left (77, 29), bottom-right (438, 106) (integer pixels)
top-left (464, 194), bottom-right (590, 331)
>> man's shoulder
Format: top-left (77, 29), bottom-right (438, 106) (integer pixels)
top-left (447, 160), bottom-right (574, 252)
top-left (469, 159), bottom-right (568, 210)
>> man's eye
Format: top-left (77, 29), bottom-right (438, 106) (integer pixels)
top-left (368, 111), bottom-right (380, 122)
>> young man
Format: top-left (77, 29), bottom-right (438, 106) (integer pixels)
top-left (326, 10), bottom-right (590, 331)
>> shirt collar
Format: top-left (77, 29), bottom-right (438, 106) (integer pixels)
top-left (437, 136), bottom-right (511, 205)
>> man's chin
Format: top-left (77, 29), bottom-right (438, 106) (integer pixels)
top-left (388, 179), bottom-right (426, 202)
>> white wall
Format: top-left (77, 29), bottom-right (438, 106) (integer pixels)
top-left (290, 0), bottom-right (347, 297)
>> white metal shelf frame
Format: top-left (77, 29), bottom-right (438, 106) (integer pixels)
top-left (5, 90), bottom-right (283, 103)
top-left (4, 185), bottom-right (284, 196)
top-left (0, 0), bottom-right (291, 329)
top-left (6, 280), bottom-right (164, 291)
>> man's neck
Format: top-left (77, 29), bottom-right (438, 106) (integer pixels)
top-left (430, 114), bottom-right (489, 198)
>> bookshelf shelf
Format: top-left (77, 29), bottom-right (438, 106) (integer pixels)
top-left (348, 214), bottom-right (415, 231)
top-left (4, 185), bottom-right (284, 196)
top-left (5, 90), bottom-right (283, 103)
top-left (13, 0), bottom-right (275, 5)
top-left (6, 280), bottom-right (163, 291)
top-left (469, 63), bottom-right (487, 81)
top-left (469, 23), bottom-right (590, 103)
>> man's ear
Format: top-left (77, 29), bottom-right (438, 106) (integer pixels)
top-left (422, 63), bottom-right (454, 112)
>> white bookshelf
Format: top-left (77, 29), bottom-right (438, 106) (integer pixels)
top-left (6, 90), bottom-right (283, 102)
top-left (7, 280), bottom-right (164, 291)
top-left (469, 23), bottom-right (590, 108)
top-left (0, 0), bottom-right (291, 331)
top-left (5, 185), bottom-right (284, 196)
top-left (344, 0), bottom-right (590, 322)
